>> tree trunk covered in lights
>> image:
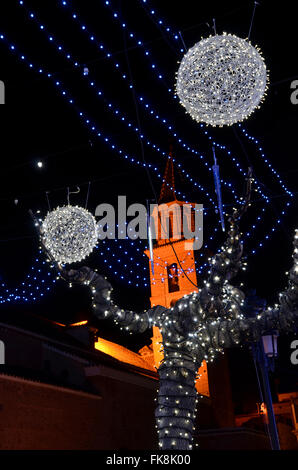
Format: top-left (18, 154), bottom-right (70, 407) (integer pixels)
top-left (156, 351), bottom-right (200, 450)
top-left (56, 172), bottom-right (298, 450)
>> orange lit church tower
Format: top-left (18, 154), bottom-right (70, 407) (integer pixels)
top-left (144, 153), bottom-right (209, 397)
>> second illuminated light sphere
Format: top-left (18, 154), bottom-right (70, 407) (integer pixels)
top-left (41, 205), bottom-right (98, 264)
top-left (176, 33), bottom-right (268, 126)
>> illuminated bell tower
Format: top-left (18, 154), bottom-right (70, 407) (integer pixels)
top-left (144, 153), bottom-right (209, 397)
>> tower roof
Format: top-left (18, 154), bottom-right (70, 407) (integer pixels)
top-left (159, 150), bottom-right (176, 204)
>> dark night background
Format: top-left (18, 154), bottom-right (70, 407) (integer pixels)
top-left (0, 0), bottom-right (297, 412)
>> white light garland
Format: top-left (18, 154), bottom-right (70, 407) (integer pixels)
top-left (176, 33), bottom-right (268, 126)
top-left (56, 178), bottom-right (298, 450)
top-left (41, 205), bottom-right (98, 264)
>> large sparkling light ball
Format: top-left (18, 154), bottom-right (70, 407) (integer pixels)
top-left (176, 33), bottom-right (268, 126)
top-left (41, 205), bottom-right (98, 264)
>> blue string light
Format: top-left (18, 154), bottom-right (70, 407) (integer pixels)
top-left (238, 123), bottom-right (293, 197)
top-left (97, 0), bottom-right (290, 201)
top-left (137, 97), bottom-right (272, 202)
top-left (0, 252), bottom-right (58, 304)
top-left (109, 0), bottom-right (294, 251)
top-left (18, 0), bottom-right (239, 210)
top-left (136, 0), bottom-right (182, 48)
top-left (56, 0), bottom-right (173, 104)
top-left (16, 0), bottom-right (247, 224)
top-left (100, 0), bottom-right (179, 79)
top-left (17, 0), bottom-right (280, 226)
top-left (99, 0), bottom-right (293, 209)
top-left (55, 0), bottom-right (289, 204)
top-left (0, 3), bottom-right (294, 301)
top-left (55, 1), bottom-right (239, 192)
top-left (8, 3), bottom-right (295, 205)
top-left (1, 28), bottom-right (291, 264)
top-left (0, 32), bottom-right (218, 297)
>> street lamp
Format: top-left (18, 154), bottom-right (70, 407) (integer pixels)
top-left (252, 332), bottom-right (280, 450)
top-left (262, 332), bottom-right (278, 357)
top-left (262, 331), bottom-right (279, 372)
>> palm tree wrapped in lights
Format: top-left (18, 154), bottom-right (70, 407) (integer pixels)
top-left (49, 172), bottom-right (298, 451)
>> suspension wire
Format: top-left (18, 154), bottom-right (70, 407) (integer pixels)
top-left (45, 191), bottom-right (51, 211)
top-left (212, 18), bottom-right (217, 35)
top-left (178, 31), bottom-right (187, 52)
top-left (248, 1), bottom-right (259, 40)
top-left (85, 181), bottom-right (91, 209)
top-left (139, 2), bottom-right (245, 47)
top-left (67, 186), bottom-right (80, 205)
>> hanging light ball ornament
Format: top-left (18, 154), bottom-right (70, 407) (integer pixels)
top-left (41, 205), bottom-right (98, 264)
top-left (176, 33), bottom-right (268, 126)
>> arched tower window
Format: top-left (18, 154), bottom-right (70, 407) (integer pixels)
top-left (167, 263), bottom-right (179, 293)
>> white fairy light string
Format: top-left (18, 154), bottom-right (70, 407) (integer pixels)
top-left (41, 205), bottom-right (98, 264)
top-left (60, 177), bottom-right (298, 450)
top-left (176, 33), bottom-right (268, 126)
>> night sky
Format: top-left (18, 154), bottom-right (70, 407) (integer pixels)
top-left (0, 0), bottom-right (297, 397)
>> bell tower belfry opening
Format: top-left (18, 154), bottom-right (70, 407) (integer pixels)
top-left (144, 152), bottom-right (209, 397)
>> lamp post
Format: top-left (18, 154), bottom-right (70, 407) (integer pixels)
top-left (252, 332), bottom-right (280, 450)
top-left (262, 332), bottom-right (279, 370)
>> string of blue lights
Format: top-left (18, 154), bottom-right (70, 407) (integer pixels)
top-left (0, 253), bottom-right (58, 304)
top-left (55, 0), bottom-right (294, 254)
top-left (136, 0), bottom-right (183, 47)
top-left (95, 1), bottom-right (292, 203)
top-left (98, 0), bottom-right (293, 198)
top-left (0, 32), bottom-right (214, 300)
top-left (19, 1), bottom-right (290, 214)
top-left (17, 0), bottom-right (243, 209)
top-left (55, 0), bottom-right (292, 207)
top-left (0, 1), bottom-right (293, 302)
top-left (13, 2), bottom-right (242, 235)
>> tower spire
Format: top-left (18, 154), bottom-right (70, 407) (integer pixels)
top-left (158, 146), bottom-right (176, 204)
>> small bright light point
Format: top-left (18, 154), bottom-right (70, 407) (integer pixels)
top-left (37, 161), bottom-right (43, 168)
